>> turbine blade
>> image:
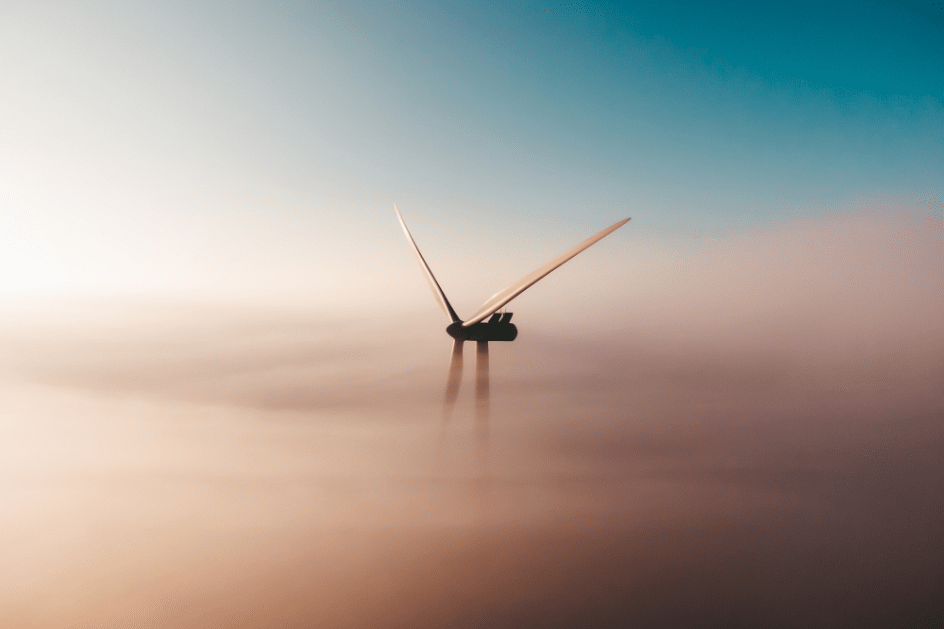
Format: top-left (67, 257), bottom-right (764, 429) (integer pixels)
top-left (443, 338), bottom-right (464, 423)
top-left (395, 205), bottom-right (461, 323)
top-left (462, 217), bottom-right (631, 326)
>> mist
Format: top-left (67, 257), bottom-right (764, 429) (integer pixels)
top-left (2, 209), bottom-right (942, 628)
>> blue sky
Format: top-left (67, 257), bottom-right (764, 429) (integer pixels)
top-left (1, 0), bottom-right (941, 298)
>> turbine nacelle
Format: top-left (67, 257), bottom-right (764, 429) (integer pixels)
top-left (447, 313), bottom-right (517, 342)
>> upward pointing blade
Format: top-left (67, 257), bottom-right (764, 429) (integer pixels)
top-left (463, 217), bottom-right (630, 326)
top-left (395, 205), bottom-right (461, 323)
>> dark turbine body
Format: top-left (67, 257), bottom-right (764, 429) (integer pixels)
top-left (447, 313), bottom-right (517, 342)
top-left (395, 205), bottom-right (629, 450)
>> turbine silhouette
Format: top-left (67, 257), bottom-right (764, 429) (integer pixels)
top-left (395, 205), bottom-right (630, 446)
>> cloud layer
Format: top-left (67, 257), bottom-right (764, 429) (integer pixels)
top-left (2, 208), bottom-right (942, 627)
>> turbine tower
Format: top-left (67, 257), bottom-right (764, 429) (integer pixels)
top-left (395, 205), bottom-right (630, 433)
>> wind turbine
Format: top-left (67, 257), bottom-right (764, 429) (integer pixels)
top-left (395, 205), bottom-right (630, 430)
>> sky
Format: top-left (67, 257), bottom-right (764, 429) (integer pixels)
top-left (1, 0), bottom-right (942, 302)
top-left (2, 2), bottom-right (944, 627)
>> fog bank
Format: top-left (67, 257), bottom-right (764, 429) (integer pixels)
top-left (2, 209), bottom-right (942, 628)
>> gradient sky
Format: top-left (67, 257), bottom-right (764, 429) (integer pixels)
top-left (2, 0), bottom-right (942, 302)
